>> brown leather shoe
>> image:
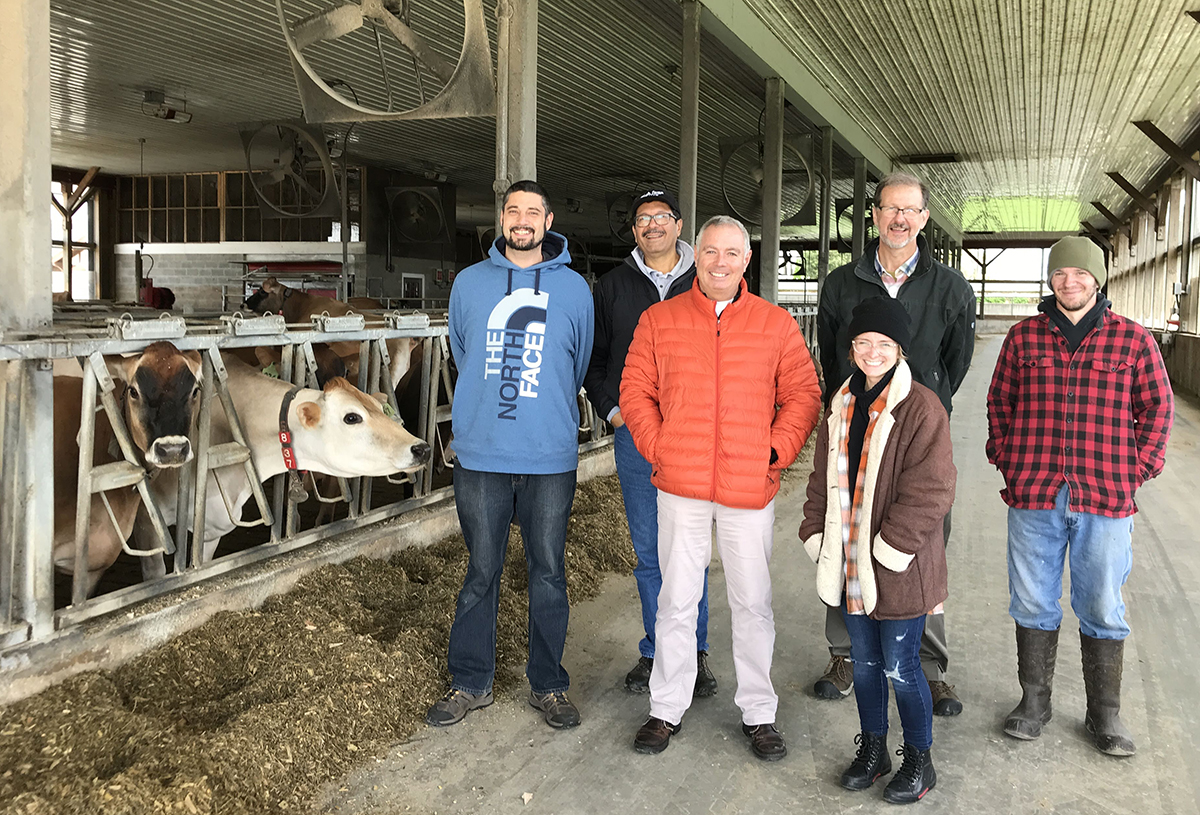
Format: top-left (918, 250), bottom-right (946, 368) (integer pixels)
top-left (742, 722), bottom-right (788, 761)
top-left (634, 716), bottom-right (681, 754)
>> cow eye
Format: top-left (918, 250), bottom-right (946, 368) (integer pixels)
top-left (192, 386), bottom-right (201, 400)
top-left (343, 412), bottom-right (363, 425)
top-left (128, 387), bottom-right (140, 400)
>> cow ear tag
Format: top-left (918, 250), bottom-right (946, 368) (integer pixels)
top-left (382, 403), bottom-right (397, 419)
top-left (263, 362), bottom-right (279, 379)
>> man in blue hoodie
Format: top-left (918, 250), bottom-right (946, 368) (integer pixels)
top-left (426, 180), bottom-right (594, 730)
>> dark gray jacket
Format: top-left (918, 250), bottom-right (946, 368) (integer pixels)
top-left (817, 234), bottom-right (976, 415)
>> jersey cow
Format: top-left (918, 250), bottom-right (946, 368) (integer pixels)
top-left (138, 353), bottom-right (430, 569)
top-left (243, 278), bottom-right (417, 391)
top-left (52, 342), bottom-right (202, 593)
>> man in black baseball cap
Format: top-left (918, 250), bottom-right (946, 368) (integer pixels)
top-left (584, 188), bottom-right (716, 699)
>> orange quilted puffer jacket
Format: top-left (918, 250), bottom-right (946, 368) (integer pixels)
top-left (621, 279), bottom-right (822, 510)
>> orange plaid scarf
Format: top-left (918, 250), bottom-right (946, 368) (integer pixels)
top-left (837, 379), bottom-right (892, 614)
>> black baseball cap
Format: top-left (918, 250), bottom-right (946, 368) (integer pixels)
top-left (632, 189), bottom-right (681, 220)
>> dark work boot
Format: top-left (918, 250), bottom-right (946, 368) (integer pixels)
top-left (1003, 625), bottom-right (1059, 740)
top-left (1080, 633), bottom-right (1136, 757)
top-left (839, 731), bottom-right (892, 790)
top-left (625, 656), bottom-right (653, 693)
top-left (694, 650), bottom-right (718, 698)
top-left (883, 744), bottom-right (937, 804)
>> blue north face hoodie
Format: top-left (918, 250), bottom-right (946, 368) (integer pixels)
top-left (449, 231), bottom-right (594, 474)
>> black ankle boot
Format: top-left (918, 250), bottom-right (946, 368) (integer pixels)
top-left (1004, 625), bottom-right (1059, 740)
top-left (1080, 633), bottom-right (1135, 756)
top-left (840, 731), bottom-right (891, 790)
top-left (883, 743), bottom-right (936, 804)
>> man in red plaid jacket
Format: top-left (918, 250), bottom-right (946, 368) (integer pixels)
top-left (986, 235), bottom-right (1173, 759)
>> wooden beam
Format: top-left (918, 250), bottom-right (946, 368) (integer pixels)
top-left (1089, 201), bottom-right (1130, 236)
top-left (1132, 120), bottom-right (1200, 182)
top-left (64, 166), bottom-right (99, 212)
top-left (1157, 181), bottom-right (1170, 240)
top-left (1080, 221), bottom-right (1113, 253)
top-left (1105, 171), bottom-right (1158, 218)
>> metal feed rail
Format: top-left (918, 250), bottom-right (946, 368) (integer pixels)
top-left (0, 312), bottom-right (445, 647)
top-left (0, 309), bottom-right (613, 656)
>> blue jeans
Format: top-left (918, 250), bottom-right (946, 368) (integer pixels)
top-left (613, 424), bottom-right (709, 658)
top-left (842, 603), bottom-right (933, 751)
top-left (1007, 483), bottom-right (1134, 640)
top-left (447, 465), bottom-right (576, 695)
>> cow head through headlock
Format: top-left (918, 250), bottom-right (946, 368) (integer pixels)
top-left (287, 377), bottom-right (431, 477)
top-left (242, 276), bottom-right (290, 315)
top-left (108, 341), bottom-right (204, 468)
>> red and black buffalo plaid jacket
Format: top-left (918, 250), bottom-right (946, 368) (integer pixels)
top-left (986, 307), bottom-right (1174, 518)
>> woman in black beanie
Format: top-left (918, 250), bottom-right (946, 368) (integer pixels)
top-left (800, 297), bottom-right (956, 804)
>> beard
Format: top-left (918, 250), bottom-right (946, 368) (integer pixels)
top-left (1056, 286), bottom-right (1099, 313)
top-left (880, 227), bottom-right (914, 250)
top-left (506, 227), bottom-right (544, 252)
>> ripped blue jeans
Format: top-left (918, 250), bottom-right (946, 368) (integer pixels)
top-left (842, 602), bottom-right (932, 750)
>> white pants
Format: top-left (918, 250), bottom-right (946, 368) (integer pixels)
top-left (648, 491), bottom-right (778, 727)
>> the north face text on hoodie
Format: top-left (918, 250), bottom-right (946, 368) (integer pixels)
top-left (485, 287), bottom-right (548, 419)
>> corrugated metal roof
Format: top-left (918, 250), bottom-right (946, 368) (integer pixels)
top-left (743, 0), bottom-right (1200, 233)
top-left (49, 0), bottom-right (1199, 237)
top-left (50, 0), bottom-right (824, 237)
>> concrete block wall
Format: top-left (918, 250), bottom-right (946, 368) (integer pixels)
top-left (114, 242), bottom-right (368, 313)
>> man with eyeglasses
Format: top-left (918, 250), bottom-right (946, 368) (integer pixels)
top-left (585, 189), bottom-right (718, 698)
top-left (811, 171), bottom-right (976, 716)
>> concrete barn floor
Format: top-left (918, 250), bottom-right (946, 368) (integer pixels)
top-left (319, 333), bottom-right (1200, 815)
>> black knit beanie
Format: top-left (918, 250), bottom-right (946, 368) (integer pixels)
top-left (847, 297), bottom-right (912, 353)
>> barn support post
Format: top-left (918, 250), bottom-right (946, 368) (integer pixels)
top-left (1, 0), bottom-right (54, 641)
top-left (760, 76), bottom-right (785, 305)
top-left (817, 125), bottom-right (834, 293)
top-left (678, 0), bottom-right (701, 244)
top-left (852, 156), bottom-right (868, 259)
top-left (494, 0), bottom-right (538, 229)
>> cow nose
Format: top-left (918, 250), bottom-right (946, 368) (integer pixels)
top-left (411, 442), bottom-right (431, 463)
top-left (153, 439), bottom-right (192, 465)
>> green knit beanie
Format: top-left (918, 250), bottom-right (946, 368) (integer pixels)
top-left (1047, 236), bottom-right (1106, 289)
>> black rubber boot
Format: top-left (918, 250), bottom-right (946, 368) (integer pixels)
top-left (883, 744), bottom-right (937, 804)
top-left (1003, 625), bottom-right (1059, 740)
top-left (1080, 633), bottom-right (1135, 757)
top-left (839, 731), bottom-right (891, 790)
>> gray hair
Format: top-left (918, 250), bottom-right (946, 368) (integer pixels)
top-left (695, 215), bottom-right (751, 256)
top-left (873, 171), bottom-right (929, 210)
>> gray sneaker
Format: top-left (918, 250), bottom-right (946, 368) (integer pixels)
top-left (528, 689), bottom-right (581, 728)
top-left (425, 688), bottom-right (493, 727)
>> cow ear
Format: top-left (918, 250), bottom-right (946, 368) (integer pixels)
top-left (180, 350), bottom-right (203, 378)
top-left (370, 392), bottom-right (388, 405)
top-left (103, 354), bottom-right (138, 384)
top-left (296, 401), bottom-right (322, 429)
top-left (254, 346), bottom-right (281, 369)
top-left (263, 276), bottom-right (280, 291)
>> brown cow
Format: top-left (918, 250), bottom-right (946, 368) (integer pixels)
top-left (52, 342), bottom-right (203, 593)
top-left (226, 343), bottom-right (348, 389)
top-left (242, 278), bottom-right (416, 390)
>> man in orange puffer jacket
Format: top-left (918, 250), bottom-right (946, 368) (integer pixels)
top-left (621, 215), bottom-right (822, 760)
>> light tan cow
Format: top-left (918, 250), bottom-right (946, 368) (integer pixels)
top-left (138, 353), bottom-right (430, 569)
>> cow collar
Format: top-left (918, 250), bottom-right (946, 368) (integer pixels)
top-left (279, 385), bottom-right (304, 471)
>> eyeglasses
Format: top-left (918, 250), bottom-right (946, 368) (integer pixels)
top-left (851, 339), bottom-right (899, 353)
top-left (875, 205), bottom-right (925, 217)
top-left (634, 213), bottom-right (677, 227)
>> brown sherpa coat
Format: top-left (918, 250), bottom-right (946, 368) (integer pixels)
top-left (798, 361), bottom-right (955, 620)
